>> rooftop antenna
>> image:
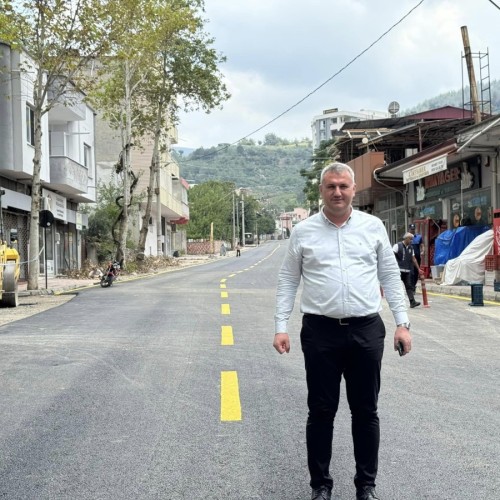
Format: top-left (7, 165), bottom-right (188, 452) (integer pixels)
top-left (388, 101), bottom-right (400, 118)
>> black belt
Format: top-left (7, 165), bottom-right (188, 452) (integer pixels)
top-left (304, 312), bottom-right (379, 326)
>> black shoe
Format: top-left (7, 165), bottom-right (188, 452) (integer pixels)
top-left (410, 301), bottom-right (421, 308)
top-left (311, 485), bottom-right (332, 500)
top-left (356, 485), bottom-right (380, 499)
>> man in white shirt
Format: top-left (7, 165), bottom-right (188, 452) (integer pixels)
top-left (274, 162), bottom-right (411, 500)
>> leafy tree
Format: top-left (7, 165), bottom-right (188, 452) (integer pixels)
top-left (255, 212), bottom-right (276, 236)
top-left (187, 181), bottom-right (236, 240)
top-left (186, 181), bottom-right (274, 244)
top-left (300, 139), bottom-right (337, 213)
top-left (90, 0), bottom-right (229, 263)
top-left (0, 0), bottom-right (120, 289)
top-left (82, 180), bottom-right (142, 263)
top-left (82, 182), bottom-right (124, 262)
top-left (263, 133), bottom-right (280, 146)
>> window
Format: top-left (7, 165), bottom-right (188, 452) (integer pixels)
top-left (26, 105), bottom-right (35, 146)
top-left (84, 143), bottom-right (92, 168)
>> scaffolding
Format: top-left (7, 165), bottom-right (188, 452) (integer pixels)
top-left (462, 48), bottom-right (492, 116)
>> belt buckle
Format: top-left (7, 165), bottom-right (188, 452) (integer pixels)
top-left (339, 318), bottom-right (349, 326)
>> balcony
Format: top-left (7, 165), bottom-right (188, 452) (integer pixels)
top-left (49, 156), bottom-right (88, 196)
top-left (47, 81), bottom-right (86, 123)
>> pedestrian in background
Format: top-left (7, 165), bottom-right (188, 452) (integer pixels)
top-left (408, 223), bottom-right (424, 291)
top-left (236, 242), bottom-right (241, 257)
top-left (393, 232), bottom-right (423, 308)
top-left (274, 162), bottom-right (411, 500)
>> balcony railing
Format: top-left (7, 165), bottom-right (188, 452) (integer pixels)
top-left (50, 156), bottom-right (88, 195)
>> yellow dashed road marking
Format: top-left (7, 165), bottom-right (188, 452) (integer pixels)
top-left (221, 303), bottom-right (230, 315)
top-left (221, 371), bottom-right (242, 421)
top-left (220, 283), bottom-right (227, 289)
top-left (221, 291), bottom-right (228, 298)
top-left (220, 278), bottom-right (227, 283)
top-left (221, 325), bottom-right (234, 345)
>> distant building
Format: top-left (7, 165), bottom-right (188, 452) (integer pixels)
top-left (311, 107), bottom-right (389, 150)
top-left (277, 208), bottom-right (309, 238)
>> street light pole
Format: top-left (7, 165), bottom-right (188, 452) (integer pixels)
top-left (236, 199), bottom-right (240, 246)
top-left (240, 199), bottom-right (245, 247)
top-left (232, 191), bottom-right (236, 250)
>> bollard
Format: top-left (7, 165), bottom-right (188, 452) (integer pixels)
top-left (420, 276), bottom-right (430, 308)
top-left (469, 283), bottom-right (484, 306)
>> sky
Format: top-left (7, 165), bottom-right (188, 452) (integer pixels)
top-left (176, 0), bottom-right (500, 150)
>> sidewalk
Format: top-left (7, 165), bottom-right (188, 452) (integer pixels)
top-left (16, 253), bottom-right (231, 297)
top-left (418, 280), bottom-right (500, 303)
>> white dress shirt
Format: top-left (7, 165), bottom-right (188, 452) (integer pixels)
top-left (275, 208), bottom-right (408, 333)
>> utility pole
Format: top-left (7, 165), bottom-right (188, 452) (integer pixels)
top-left (236, 198), bottom-right (240, 245)
top-left (240, 199), bottom-right (245, 247)
top-left (156, 142), bottom-right (163, 256)
top-left (232, 191), bottom-right (236, 250)
top-left (461, 26), bottom-right (482, 125)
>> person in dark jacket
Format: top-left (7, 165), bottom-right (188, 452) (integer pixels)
top-left (393, 232), bottom-right (423, 308)
top-left (408, 224), bottom-right (424, 291)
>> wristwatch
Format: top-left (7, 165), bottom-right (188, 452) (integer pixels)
top-left (397, 322), bottom-right (411, 330)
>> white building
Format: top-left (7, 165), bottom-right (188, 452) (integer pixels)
top-left (311, 107), bottom-right (389, 150)
top-left (0, 43), bottom-right (96, 278)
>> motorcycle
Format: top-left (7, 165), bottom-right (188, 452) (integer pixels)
top-left (100, 261), bottom-right (120, 287)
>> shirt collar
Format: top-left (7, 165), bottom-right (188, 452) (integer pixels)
top-left (320, 206), bottom-right (354, 227)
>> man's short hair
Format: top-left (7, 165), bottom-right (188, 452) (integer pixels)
top-left (403, 232), bottom-right (414, 240)
top-left (320, 162), bottom-right (356, 184)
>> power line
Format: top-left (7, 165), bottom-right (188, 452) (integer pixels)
top-left (180, 0), bottom-right (425, 163)
top-left (487, 0), bottom-right (500, 10)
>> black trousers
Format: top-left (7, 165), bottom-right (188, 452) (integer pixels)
top-left (400, 271), bottom-right (416, 304)
top-left (300, 313), bottom-right (385, 490)
top-left (411, 257), bottom-right (421, 289)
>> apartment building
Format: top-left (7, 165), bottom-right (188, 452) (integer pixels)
top-left (94, 117), bottom-right (189, 257)
top-left (0, 43), bottom-right (95, 278)
top-left (311, 107), bottom-right (388, 150)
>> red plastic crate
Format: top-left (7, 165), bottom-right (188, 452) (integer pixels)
top-left (485, 255), bottom-right (499, 271)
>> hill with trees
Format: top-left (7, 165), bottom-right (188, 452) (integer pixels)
top-left (174, 133), bottom-right (312, 212)
top-left (403, 79), bottom-right (500, 115)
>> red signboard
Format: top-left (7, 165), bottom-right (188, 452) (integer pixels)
top-left (493, 209), bottom-right (500, 256)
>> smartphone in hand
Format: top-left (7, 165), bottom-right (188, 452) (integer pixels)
top-left (396, 341), bottom-right (404, 356)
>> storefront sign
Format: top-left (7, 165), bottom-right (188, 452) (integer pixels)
top-left (424, 166), bottom-right (462, 189)
top-left (42, 189), bottom-right (67, 221)
top-left (403, 155), bottom-right (448, 184)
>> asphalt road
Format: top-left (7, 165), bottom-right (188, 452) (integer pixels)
top-left (0, 241), bottom-right (499, 499)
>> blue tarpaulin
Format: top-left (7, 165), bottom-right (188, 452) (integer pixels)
top-left (434, 225), bottom-right (490, 265)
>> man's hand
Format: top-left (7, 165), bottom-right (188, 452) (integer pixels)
top-left (394, 326), bottom-right (412, 356)
top-left (273, 333), bottom-right (290, 354)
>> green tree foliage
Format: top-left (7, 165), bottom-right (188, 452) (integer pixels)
top-left (186, 181), bottom-right (277, 242)
top-left (300, 139), bottom-right (337, 213)
top-left (187, 181), bottom-right (236, 240)
top-left (175, 136), bottom-right (312, 211)
top-left (82, 182), bottom-right (130, 262)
